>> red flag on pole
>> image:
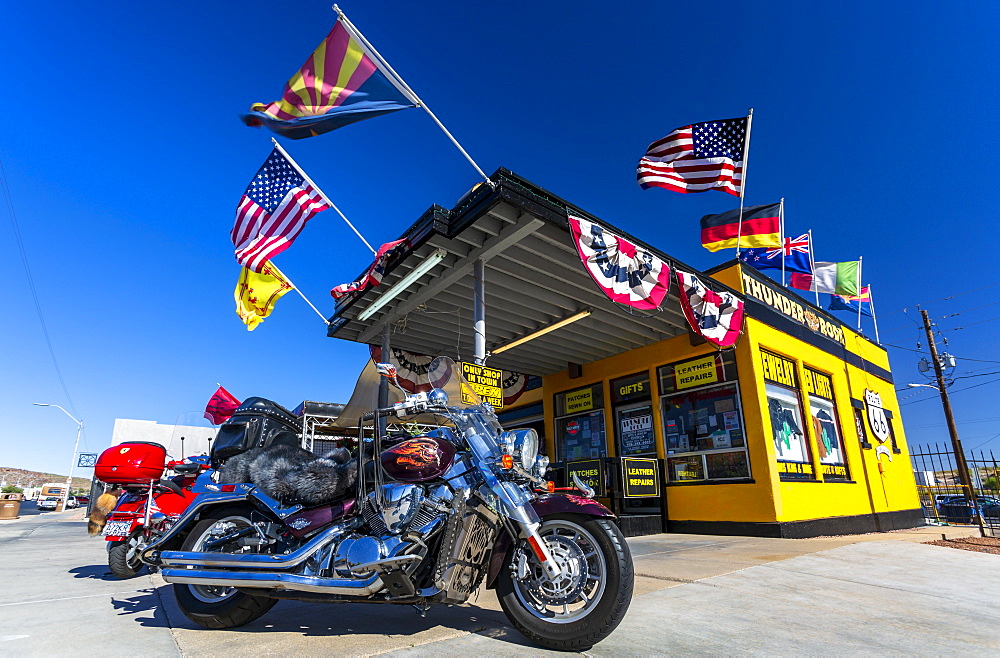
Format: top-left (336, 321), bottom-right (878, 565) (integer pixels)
top-left (205, 386), bottom-right (241, 425)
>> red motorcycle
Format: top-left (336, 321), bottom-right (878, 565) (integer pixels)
top-left (94, 442), bottom-right (208, 578)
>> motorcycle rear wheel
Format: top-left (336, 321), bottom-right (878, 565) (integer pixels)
top-left (108, 532), bottom-right (145, 579)
top-left (172, 506), bottom-right (277, 629)
top-left (497, 514), bottom-right (633, 651)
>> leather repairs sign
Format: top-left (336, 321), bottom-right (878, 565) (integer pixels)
top-left (622, 457), bottom-right (660, 498)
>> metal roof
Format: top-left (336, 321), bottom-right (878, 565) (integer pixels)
top-left (328, 169), bottom-right (741, 377)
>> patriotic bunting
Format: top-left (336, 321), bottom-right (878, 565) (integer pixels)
top-left (331, 239), bottom-right (409, 299)
top-left (567, 214), bottom-right (671, 310)
top-left (676, 269), bottom-right (744, 348)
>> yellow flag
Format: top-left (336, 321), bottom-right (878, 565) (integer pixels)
top-left (234, 260), bottom-right (293, 331)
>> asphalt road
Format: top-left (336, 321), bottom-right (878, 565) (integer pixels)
top-left (1, 511), bottom-right (997, 656)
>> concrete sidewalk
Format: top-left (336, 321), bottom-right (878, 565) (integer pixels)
top-left (0, 512), bottom-right (994, 656)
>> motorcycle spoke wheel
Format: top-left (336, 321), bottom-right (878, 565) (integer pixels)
top-left (511, 521), bottom-right (607, 623)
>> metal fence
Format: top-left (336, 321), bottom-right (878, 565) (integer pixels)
top-left (910, 443), bottom-right (1000, 537)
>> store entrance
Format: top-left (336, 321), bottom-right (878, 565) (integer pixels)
top-left (611, 374), bottom-right (662, 518)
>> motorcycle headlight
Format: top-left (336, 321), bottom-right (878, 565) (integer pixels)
top-left (502, 428), bottom-right (539, 470)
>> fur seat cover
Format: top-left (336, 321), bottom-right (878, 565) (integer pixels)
top-left (219, 444), bottom-right (358, 506)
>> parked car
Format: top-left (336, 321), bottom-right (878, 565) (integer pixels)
top-left (937, 495), bottom-right (1000, 520)
top-left (75, 496), bottom-right (90, 505)
top-left (37, 497), bottom-right (61, 511)
top-left (65, 497), bottom-right (79, 509)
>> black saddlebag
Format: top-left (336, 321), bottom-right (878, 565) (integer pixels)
top-left (211, 397), bottom-right (302, 460)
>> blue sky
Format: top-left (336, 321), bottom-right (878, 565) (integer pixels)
top-left (2, 1), bottom-right (999, 475)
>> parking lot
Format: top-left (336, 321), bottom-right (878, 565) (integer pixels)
top-left (1, 509), bottom-right (998, 656)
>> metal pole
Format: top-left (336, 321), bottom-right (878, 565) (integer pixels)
top-left (734, 109), bottom-right (753, 253)
top-left (856, 257), bottom-right (864, 330)
top-left (473, 259), bottom-right (486, 364)
top-left (869, 285), bottom-right (881, 343)
top-left (377, 325), bottom-right (390, 439)
top-left (779, 198), bottom-right (786, 287)
top-left (808, 229), bottom-right (819, 306)
top-left (921, 309), bottom-right (985, 536)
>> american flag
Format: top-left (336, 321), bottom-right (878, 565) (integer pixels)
top-left (637, 117), bottom-right (748, 197)
top-left (232, 149), bottom-right (330, 272)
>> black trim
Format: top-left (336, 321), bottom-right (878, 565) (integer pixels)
top-left (665, 478), bottom-right (755, 486)
top-left (746, 298), bottom-right (893, 384)
top-left (668, 508), bottom-right (924, 538)
top-left (850, 398), bottom-right (864, 409)
top-left (821, 479), bottom-right (857, 484)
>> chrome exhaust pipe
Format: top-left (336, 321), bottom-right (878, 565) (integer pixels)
top-left (160, 567), bottom-right (383, 595)
top-left (159, 520), bottom-right (358, 570)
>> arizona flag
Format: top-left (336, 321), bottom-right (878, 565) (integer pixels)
top-left (205, 386), bottom-right (241, 425)
top-left (700, 203), bottom-right (781, 252)
top-left (828, 287), bottom-right (872, 316)
top-left (234, 260), bottom-right (294, 331)
top-left (242, 17), bottom-right (418, 139)
top-left (790, 261), bottom-right (860, 296)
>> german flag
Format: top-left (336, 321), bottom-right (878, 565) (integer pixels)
top-left (700, 203), bottom-right (781, 252)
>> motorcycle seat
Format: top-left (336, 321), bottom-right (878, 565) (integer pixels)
top-left (172, 462), bottom-right (201, 474)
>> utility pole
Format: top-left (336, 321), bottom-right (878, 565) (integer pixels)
top-left (921, 309), bottom-right (985, 537)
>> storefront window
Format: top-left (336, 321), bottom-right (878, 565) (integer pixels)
top-left (760, 350), bottom-right (814, 481)
top-left (803, 367), bottom-right (849, 481)
top-left (611, 372), bottom-right (655, 456)
top-left (554, 384), bottom-right (607, 462)
top-left (658, 353), bottom-right (750, 483)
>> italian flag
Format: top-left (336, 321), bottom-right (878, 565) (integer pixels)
top-left (789, 261), bottom-right (859, 296)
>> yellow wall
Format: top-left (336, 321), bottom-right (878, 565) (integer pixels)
top-left (538, 262), bottom-right (919, 528)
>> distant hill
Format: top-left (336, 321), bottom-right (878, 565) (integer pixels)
top-left (0, 466), bottom-right (92, 491)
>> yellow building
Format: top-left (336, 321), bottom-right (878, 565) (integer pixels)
top-left (329, 169), bottom-right (921, 538)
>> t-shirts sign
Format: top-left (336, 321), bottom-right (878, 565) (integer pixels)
top-left (675, 355), bottom-right (719, 390)
top-left (460, 362), bottom-right (504, 409)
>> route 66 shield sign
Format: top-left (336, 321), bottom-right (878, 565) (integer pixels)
top-left (864, 389), bottom-right (890, 443)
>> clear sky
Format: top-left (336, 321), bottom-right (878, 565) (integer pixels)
top-left (2, 0), bottom-right (999, 476)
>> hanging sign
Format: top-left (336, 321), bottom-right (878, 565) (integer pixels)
top-left (675, 355), bottom-right (720, 390)
top-left (460, 362), bottom-right (504, 409)
top-left (864, 389), bottom-right (890, 443)
top-left (565, 388), bottom-right (594, 414)
top-left (622, 457), bottom-right (660, 498)
top-left (77, 453), bottom-right (99, 468)
top-left (567, 458), bottom-right (605, 496)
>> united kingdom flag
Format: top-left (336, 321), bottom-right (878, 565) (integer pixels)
top-left (740, 233), bottom-right (811, 275)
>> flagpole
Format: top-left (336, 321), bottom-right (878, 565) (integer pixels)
top-left (855, 256), bottom-right (864, 330)
top-left (270, 138), bottom-right (377, 256)
top-left (332, 5), bottom-right (494, 188)
top-left (735, 108), bottom-right (753, 253)
top-left (869, 284), bottom-right (881, 343)
top-left (779, 198), bottom-right (785, 287)
top-left (808, 229), bottom-right (819, 305)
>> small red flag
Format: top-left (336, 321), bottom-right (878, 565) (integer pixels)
top-left (205, 386), bottom-right (241, 425)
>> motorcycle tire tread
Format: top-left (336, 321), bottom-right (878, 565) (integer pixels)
top-left (108, 540), bottom-right (143, 579)
top-left (497, 515), bottom-right (634, 652)
top-left (172, 509), bottom-right (278, 629)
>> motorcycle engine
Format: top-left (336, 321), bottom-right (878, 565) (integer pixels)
top-left (325, 483), bottom-right (454, 579)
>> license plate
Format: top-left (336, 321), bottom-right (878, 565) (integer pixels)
top-left (103, 521), bottom-right (133, 537)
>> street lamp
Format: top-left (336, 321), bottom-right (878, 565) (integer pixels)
top-left (907, 383), bottom-right (940, 391)
top-left (33, 403), bottom-right (83, 513)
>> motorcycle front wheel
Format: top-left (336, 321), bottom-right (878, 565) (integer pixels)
top-left (108, 532), bottom-right (145, 579)
top-left (497, 514), bottom-right (633, 651)
top-left (172, 506), bottom-right (277, 629)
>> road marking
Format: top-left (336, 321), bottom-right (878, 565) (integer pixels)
top-left (0, 589), bottom-right (153, 608)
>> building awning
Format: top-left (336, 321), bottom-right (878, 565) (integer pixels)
top-left (328, 169), bottom-right (743, 376)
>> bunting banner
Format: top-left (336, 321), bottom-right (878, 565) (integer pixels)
top-left (331, 239), bottom-right (409, 299)
top-left (369, 346), bottom-right (531, 406)
top-left (567, 214), bottom-right (671, 310)
top-left (676, 269), bottom-right (744, 348)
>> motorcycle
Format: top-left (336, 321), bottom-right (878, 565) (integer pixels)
top-left (140, 357), bottom-right (633, 651)
top-left (95, 444), bottom-right (209, 579)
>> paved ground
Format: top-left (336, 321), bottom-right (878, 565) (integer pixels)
top-left (1, 510), bottom-right (996, 656)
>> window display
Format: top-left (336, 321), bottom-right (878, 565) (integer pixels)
top-left (555, 384), bottom-right (607, 461)
top-left (761, 350), bottom-right (814, 480)
top-left (659, 353), bottom-right (749, 483)
top-left (803, 367), bottom-right (849, 480)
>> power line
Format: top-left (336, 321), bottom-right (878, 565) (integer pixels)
top-left (883, 282), bottom-right (1000, 317)
top-left (0, 156), bottom-right (85, 447)
top-left (943, 315), bottom-right (1000, 331)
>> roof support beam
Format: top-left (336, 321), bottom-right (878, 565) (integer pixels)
top-left (357, 216), bottom-right (544, 344)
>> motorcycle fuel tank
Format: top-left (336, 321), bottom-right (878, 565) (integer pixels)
top-left (95, 442), bottom-right (167, 484)
top-left (380, 435), bottom-right (456, 482)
